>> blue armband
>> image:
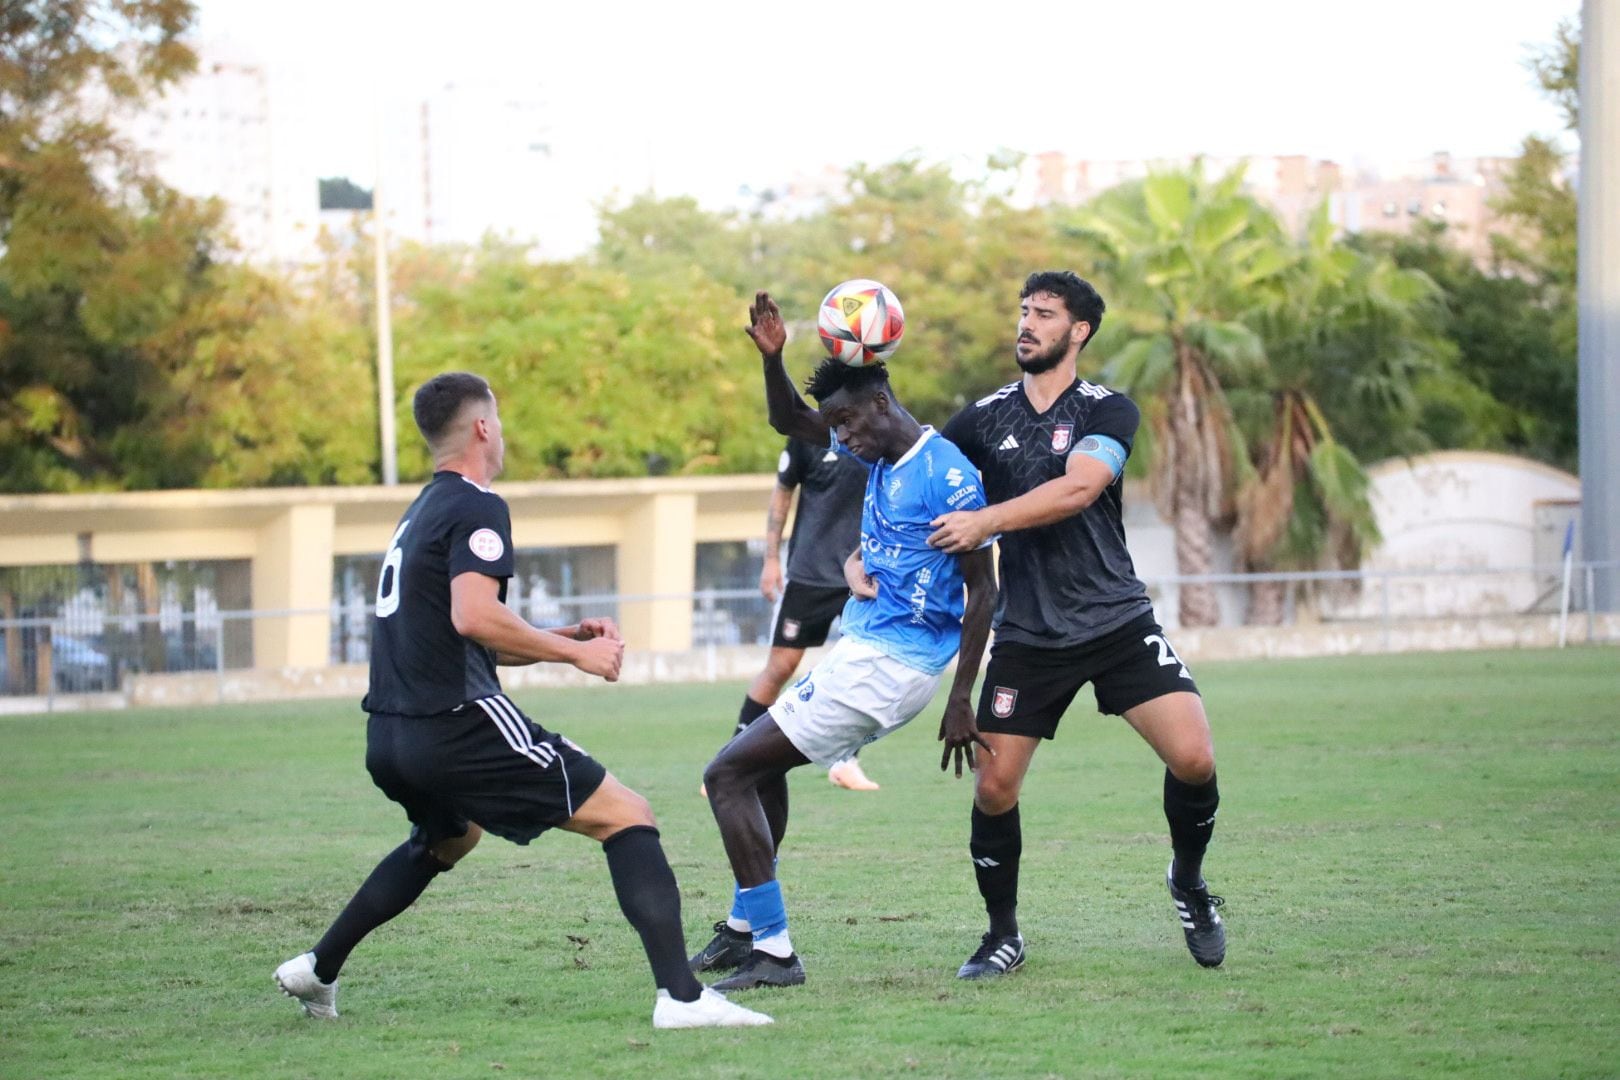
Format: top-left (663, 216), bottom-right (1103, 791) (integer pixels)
top-left (1071, 434), bottom-right (1127, 478)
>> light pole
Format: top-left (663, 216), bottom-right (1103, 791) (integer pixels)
top-left (374, 107), bottom-right (398, 486)
top-left (1578, 0), bottom-right (1618, 608)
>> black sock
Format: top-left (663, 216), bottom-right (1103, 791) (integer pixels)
top-left (735, 695), bottom-right (771, 736)
top-left (604, 826), bottom-right (704, 1003)
top-left (1164, 770), bottom-right (1220, 890)
top-left (312, 841), bottom-right (447, 982)
top-left (970, 804), bottom-right (1022, 938)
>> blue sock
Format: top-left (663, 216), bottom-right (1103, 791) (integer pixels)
top-left (738, 879), bottom-right (788, 942)
top-left (728, 857), bottom-right (778, 929)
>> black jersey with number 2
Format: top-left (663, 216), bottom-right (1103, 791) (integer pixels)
top-left (362, 470), bottom-right (517, 716)
top-left (942, 378), bottom-right (1152, 649)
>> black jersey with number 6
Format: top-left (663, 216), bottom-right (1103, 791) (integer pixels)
top-left (362, 471), bottom-right (517, 716)
top-left (941, 378), bottom-right (1152, 649)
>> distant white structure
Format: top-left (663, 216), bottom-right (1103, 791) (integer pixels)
top-left (120, 42), bottom-right (584, 262)
top-left (119, 41), bottom-right (282, 257)
top-left (1009, 150), bottom-right (1532, 264)
top-left (1115, 451), bottom-right (1579, 628)
top-left (369, 81), bottom-right (604, 258)
top-left (1339, 451), bottom-right (1581, 619)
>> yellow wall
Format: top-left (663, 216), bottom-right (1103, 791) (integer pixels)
top-left (0, 475), bottom-right (779, 661)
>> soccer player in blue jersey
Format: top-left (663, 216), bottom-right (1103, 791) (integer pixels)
top-left (691, 291), bottom-right (999, 991)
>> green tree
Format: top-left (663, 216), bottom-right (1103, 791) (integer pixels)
top-left (0, 1), bottom-right (381, 492)
top-left (593, 158), bottom-right (1066, 430)
top-left (1236, 207), bottom-right (1451, 623)
top-left (1354, 222), bottom-right (1576, 469)
top-left (1488, 18), bottom-right (1577, 430)
top-left (0, 1), bottom-right (200, 490)
top-left (1071, 166), bottom-right (1287, 626)
top-left (391, 250), bottom-right (772, 479)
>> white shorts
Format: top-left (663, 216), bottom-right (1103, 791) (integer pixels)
top-left (768, 638), bottom-right (942, 767)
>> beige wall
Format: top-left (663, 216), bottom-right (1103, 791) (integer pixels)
top-left (0, 475), bottom-right (778, 659)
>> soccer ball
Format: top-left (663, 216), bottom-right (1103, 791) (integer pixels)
top-left (817, 279), bottom-right (905, 366)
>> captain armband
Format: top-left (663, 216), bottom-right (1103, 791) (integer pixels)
top-left (1070, 434), bottom-right (1127, 479)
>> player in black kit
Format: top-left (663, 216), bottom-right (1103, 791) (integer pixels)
top-left (929, 271), bottom-right (1226, 977)
top-left (273, 372), bottom-right (770, 1030)
top-left (738, 437), bottom-right (877, 790)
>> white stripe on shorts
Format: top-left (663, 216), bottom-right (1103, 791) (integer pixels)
top-left (474, 694), bottom-right (574, 817)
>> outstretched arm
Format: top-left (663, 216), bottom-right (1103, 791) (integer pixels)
top-left (928, 453), bottom-right (1116, 554)
top-left (747, 290), bottom-right (829, 444)
top-left (939, 546), bottom-right (997, 778)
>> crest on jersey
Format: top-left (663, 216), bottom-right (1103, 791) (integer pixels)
top-left (1051, 424), bottom-right (1074, 454)
top-left (991, 686), bottom-right (1018, 718)
top-left (468, 528), bottom-right (505, 562)
top-left (782, 619), bottom-right (801, 641)
top-left (797, 679), bottom-right (815, 702)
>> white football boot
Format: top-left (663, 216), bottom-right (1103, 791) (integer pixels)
top-left (274, 952), bottom-right (338, 1019)
top-left (652, 987), bottom-right (773, 1029)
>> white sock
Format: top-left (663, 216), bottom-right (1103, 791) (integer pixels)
top-left (753, 929), bottom-right (794, 959)
top-left (726, 916), bottom-right (751, 933)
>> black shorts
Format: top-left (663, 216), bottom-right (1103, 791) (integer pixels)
top-left (770, 580), bottom-right (850, 648)
top-left (365, 694), bottom-right (608, 849)
top-left (977, 612), bottom-right (1200, 739)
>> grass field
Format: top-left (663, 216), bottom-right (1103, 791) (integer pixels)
top-left (2, 648), bottom-right (1617, 1079)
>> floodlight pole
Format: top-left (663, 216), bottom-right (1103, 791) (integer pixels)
top-left (374, 115), bottom-right (399, 487)
top-left (1580, 0), bottom-right (1620, 610)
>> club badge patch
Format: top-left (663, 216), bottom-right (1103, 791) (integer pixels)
top-left (1051, 424), bottom-right (1074, 454)
top-left (468, 528), bottom-right (504, 562)
top-left (991, 686), bottom-right (1018, 719)
top-left (797, 680), bottom-right (815, 702)
top-left (782, 619), bottom-right (801, 641)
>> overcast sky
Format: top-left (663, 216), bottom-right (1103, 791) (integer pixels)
top-left (195, 0), bottom-right (1578, 207)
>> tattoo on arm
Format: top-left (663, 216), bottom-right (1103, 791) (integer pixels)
top-left (765, 486), bottom-right (791, 558)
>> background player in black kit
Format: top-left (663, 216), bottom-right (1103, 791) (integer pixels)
top-left (273, 372), bottom-right (770, 1030)
top-left (929, 271), bottom-right (1226, 978)
top-left (737, 436), bottom-right (877, 790)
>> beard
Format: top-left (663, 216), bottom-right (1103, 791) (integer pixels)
top-left (1015, 335), bottom-right (1068, 375)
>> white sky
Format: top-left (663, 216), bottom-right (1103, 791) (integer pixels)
top-left (195, 0), bottom-right (1578, 208)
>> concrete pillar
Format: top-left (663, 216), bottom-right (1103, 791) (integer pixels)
top-left (251, 504), bottom-right (336, 668)
top-left (617, 492), bottom-right (696, 651)
top-left (1580, 0), bottom-right (1620, 609)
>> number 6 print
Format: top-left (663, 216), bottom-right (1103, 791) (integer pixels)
top-left (375, 518), bottom-right (410, 618)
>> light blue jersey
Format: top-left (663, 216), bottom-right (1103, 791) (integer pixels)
top-left (832, 426), bottom-right (990, 675)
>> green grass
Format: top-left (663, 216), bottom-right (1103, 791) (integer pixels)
top-left (2, 648), bottom-right (1617, 1079)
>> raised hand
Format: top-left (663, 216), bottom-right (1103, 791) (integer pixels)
top-left (745, 290), bottom-right (788, 356)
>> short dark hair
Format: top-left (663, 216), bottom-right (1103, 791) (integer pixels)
top-left (413, 372), bottom-right (492, 445)
top-left (804, 358), bottom-right (891, 404)
top-left (1021, 270), bottom-right (1105, 350)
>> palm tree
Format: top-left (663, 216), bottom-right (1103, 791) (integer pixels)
top-left (1235, 205), bottom-right (1449, 624)
top-left (1068, 165), bottom-right (1291, 627)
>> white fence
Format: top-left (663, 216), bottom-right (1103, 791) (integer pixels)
top-left (2, 563), bottom-right (1617, 713)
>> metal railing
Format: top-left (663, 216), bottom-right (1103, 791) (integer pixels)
top-left (2, 563), bottom-right (1616, 707)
